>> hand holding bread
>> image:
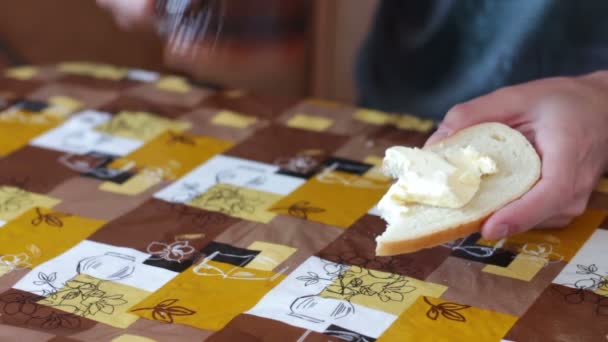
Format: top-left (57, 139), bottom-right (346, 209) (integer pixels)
top-left (378, 72), bottom-right (608, 255)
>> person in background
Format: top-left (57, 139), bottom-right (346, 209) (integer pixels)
top-left (97, 0), bottom-right (608, 241)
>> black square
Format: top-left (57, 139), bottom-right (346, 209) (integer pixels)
top-left (324, 325), bottom-right (376, 342)
top-left (80, 152), bottom-right (134, 184)
top-left (14, 99), bottom-right (48, 112)
top-left (144, 257), bottom-right (196, 273)
top-left (450, 233), bottom-right (517, 267)
top-left (200, 242), bottom-right (261, 267)
top-left (323, 157), bottom-right (373, 175)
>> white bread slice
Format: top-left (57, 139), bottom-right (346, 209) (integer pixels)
top-left (375, 122), bottom-right (541, 256)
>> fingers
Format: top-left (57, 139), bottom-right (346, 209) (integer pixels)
top-left (97, 0), bottom-right (155, 30)
top-left (481, 131), bottom-right (579, 240)
top-left (426, 86), bottom-right (531, 146)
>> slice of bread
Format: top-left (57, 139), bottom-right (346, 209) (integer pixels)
top-left (375, 122), bottom-right (541, 256)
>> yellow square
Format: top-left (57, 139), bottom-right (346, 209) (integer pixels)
top-left (271, 170), bottom-right (390, 228)
top-left (5, 66), bottom-right (39, 80)
top-left (596, 277), bottom-right (608, 297)
top-left (245, 241), bottom-right (297, 271)
top-left (482, 253), bottom-right (546, 281)
top-left (42, 96), bottom-right (83, 117)
top-left (130, 261), bottom-right (284, 331)
top-left (378, 296), bottom-right (517, 342)
top-left (597, 178), bottom-right (608, 194)
top-left (58, 62), bottom-right (128, 80)
top-left (0, 115), bottom-right (62, 157)
top-left (393, 115), bottom-right (435, 132)
top-left (188, 184), bottom-right (281, 223)
top-left (319, 266), bottom-right (446, 316)
top-left (95, 111), bottom-right (191, 141)
top-left (287, 114), bottom-right (334, 132)
top-left (0, 207), bottom-right (105, 266)
top-left (155, 76), bottom-right (191, 93)
top-left (109, 131), bottom-right (233, 180)
top-left (478, 209), bottom-right (607, 261)
top-left (99, 172), bottom-right (162, 196)
top-left (0, 187), bottom-right (61, 221)
top-left (211, 110), bottom-right (258, 129)
top-left (38, 274), bottom-right (150, 329)
top-left (353, 109), bottom-right (393, 125)
top-left (363, 155), bottom-right (392, 182)
top-left (112, 335), bottom-right (157, 342)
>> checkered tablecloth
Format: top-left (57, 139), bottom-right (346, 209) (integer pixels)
top-left (0, 63), bottom-right (606, 342)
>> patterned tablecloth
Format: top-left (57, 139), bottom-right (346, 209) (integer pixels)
top-left (0, 63), bottom-right (606, 342)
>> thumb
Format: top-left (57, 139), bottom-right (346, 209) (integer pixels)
top-left (425, 87), bottom-right (529, 146)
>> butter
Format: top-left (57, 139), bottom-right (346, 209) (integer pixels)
top-left (382, 146), bottom-right (497, 209)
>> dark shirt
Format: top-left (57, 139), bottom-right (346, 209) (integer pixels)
top-left (356, 0), bottom-right (608, 120)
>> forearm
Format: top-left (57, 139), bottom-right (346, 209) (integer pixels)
top-left (582, 70), bottom-right (608, 173)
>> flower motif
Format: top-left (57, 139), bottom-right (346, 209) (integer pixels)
top-left (424, 297), bottom-right (470, 322)
top-left (270, 201), bottom-right (326, 220)
top-left (0, 292), bottom-right (41, 316)
top-left (31, 207), bottom-right (71, 228)
top-left (0, 187), bottom-right (33, 213)
top-left (167, 132), bottom-right (197, 146)
top-left (132, 299), bottom-right (196, 323)
top-left (147, 241), bottom-right (196, 263)
top-left (87, 294), bottom-right (128, 316)
top-left (28, 311), bottom-right (81, 330)
top-left (0, 253), bottom-right (32, 273)
top-left (274, 154), bottom-right (320, 174)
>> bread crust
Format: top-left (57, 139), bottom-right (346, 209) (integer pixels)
top-left (375, 215), bottom-right (488, 256)
top-left (374, 122), bottom-right (542, 257)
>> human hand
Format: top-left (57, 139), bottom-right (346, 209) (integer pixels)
top-left (426, 72), bottom-right (608, 240)
top-left (96, 0), bottom-right (155, 30)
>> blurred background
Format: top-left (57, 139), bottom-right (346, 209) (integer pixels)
top-left (0, 0), bottom-right (379, 103)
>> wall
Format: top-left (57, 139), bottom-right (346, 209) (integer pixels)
top-left (311, 0), bottom-right (379, 103)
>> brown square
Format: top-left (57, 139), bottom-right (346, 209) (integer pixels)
top-left (0, 146), bottom-right (79, 194)
top-left (369, 125), bottom-right (433, 147)
top-left (333, 135), bottom-right (398, 162)
top-left (215, 215), bottom-right (344, 274)
top-left (48, 177), bottom-right (168, 221)
top-left (589, 191), bottom-right (608, 213)
top-left (48, 337), bottom-right (83, 342)
top-left (180, 108), bottom-right (269, 143)
top-left (126, 82), bottom-right (214, 109)
top-left (0, 269), bottom-right (29, 294)
top-left (27, 83), bottom-right (118, 109)
top-left (426, 256), bottom-right (566, 316)
top-left (200, 91), bottom-right (298, 120)
top-left (505, 284), bottom-right (608, 341)
top-left (0, 89), bottom-right (19, 109)
top-left (88, 199), bottom-right (240, 253)
top-left (97, 95), bottom-right (188, 119)
top-left (0, 324), bottom-right (56, 342)
top-left (207, 314), bottom-right (341, 342)
top-left (59, 75), bottom-right (139, 91)
top-left (70, 315), bottom-right (213, 342)
top-left (0, 78), bottom-right (44, 98)
top-left (0, 289), bottom-right (97, 337)
top-left (277, 100), bottom-right (378, 136)
top-left (318, 215), bottom-right (452, 280)
top-left (225, 124), bottom-right (348, 164)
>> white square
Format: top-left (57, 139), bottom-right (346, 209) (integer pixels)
top-left (154, 155), bottom-right (305, 203)
top-left (30, 110), bottom-right (143, 156)
top-left (127, 69), bottom-right (160, 83)
top-left (247, 256), bottom-right (397, 338)
top-left (367, 204), bottom-right (381, 217)
top-left (552, 229), bottom-right (608, 291)
top-left (13, 240), bottom-right (177, 294)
